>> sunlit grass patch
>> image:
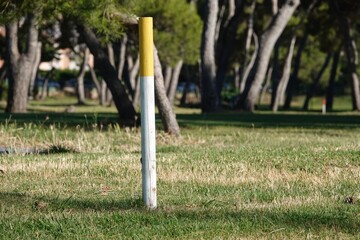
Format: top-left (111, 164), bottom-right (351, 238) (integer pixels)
top-left (0, 113), bottom-right (359, 238)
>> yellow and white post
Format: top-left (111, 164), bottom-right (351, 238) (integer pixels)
top-left (139, 17), bottom-right (156, 209)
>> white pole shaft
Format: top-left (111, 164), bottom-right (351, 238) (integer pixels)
top-left (141, 76), bottom-right (157, 209)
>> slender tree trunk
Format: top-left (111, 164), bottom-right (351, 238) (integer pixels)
top-left (167, 60), bottom-right (183, 106)
top-left (40, 75), bottom-right (49, 100)
top-left (0, 66), bottom-right (7, 101)
top-left (272, 37), bottom-right (296, 112)
top-left (5, 14), bottom-right (39, 113)
top-left (76, 47), bottom-right (89, 105)
top-left (88, 62), bottom-right (101, 95)
top-left (302, 53), bottom-right (332, 110)
top-left (270, 42), bottom-right (281, 108)
top-left (133, 77), bottom-right (141, 108)
top-left (117, 34), bottom-right (127, 81)
top-left (338, 17), bottom-right (360, 110)
top-left (240, 0), bottom-right (256, 92)
top-left (239, 0), bottom-right (300, 112)
top-left (28, 41), bottom-right (42, 99)
top-left (215, 0), bottom-right (244, 99)
top-left (284, 31), bottom-right (308, 109)
top-left (326, 49), bottom-right (341, 111)
top-left (154, 46), bottom-right (180, 136)
top-left (259, 66), bottom-right (273, 105)
top-left (201, 0), bottom-right (219, 112)
top-left (240, 33), bottom-right (258, 94)
top-left (164, 65), bottom-right (172, 93)
top-left (79, 25), bottom-right (137, 126)
top-left (180, 66), bottom-right (191, 106)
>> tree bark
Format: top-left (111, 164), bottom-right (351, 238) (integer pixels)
top-left (76, 47), bottom-right (89, 105)
top-left (167, 60), bottom-right (183, 106)
top-left (239, 0), bottom-right (300, 112)
top-left (79, 24), bottom-right (137, 126)
top-left (259, 66), bottom-right (273, 105)
top-left (5, 14), bottom-right (39, 113)
top-left (117, 34), bottom-right (127, 81)
top-left (0, 66), bottom-right (7, 101)
top-left (28, 41), bottom-right (42, 99)
top-left (272, 37), bottom-right (296, 112)
top-left (239, 0), bottom-right (256, 93)
top-left (154, 46), bottom-right (180, 137)
top-left (215, 0), bottom-right (244, 98)
top-left (88, 62), bottom-right (101, 95)
top-left (240, 33), bottom-right (258, 94)
top-left (326, 49), bottom-right (341, 111)
top-left (284, 31), bottom-right (308, 109)
top-left (338, 17), bottom-right (360, 110)
top-left (164, 65), bottom-right (172, 93)
top-left (302, 53), bottom-right (332, 110)
top-left (201, 0), bottom-right (219, 112)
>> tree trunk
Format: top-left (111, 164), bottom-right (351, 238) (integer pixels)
top-left (88, 62), bottom-right (101, 95)
top-left (167, 60), bottom-right (183, 106)
top-left (326, 49), bottom-right (341, 111)
top-left (272, 37), bottom-right (296, 112)
top-left (284, 31), bottom-right (308, 109)
top-left (259, 66), bottom-right (273, 105)
top-left (240, 33), bottom-right (258, 94)
top-left (154, 46), bottom-right (180, 137)
top-left (164, 65), bottom-right (172, 93)
top-left (240, 0), bottom-right (256, 92)
top-left (270, 42), bottom-right (281, 108)
top-left (76, 47), bottom-right (89, 105)
top-left (338, 16), bottom-right (360, 110)
top-left (79, 25), bottom-right (137, 127)
top-left (302, 53), bottom-right (332, 111)
top-left (117, 34), bottom-right (127, 81)
top-left (5, 14), bottom-right (39, 113)
top-left (239, 0), bottom-right (300, 112)
top-left (28, 41), bottom-right (42, 99)
top-left (180, 66), bottom-right (191, 106)
top-left (201, 0), bottom-right (219, 112)
top-left (215, 0), bottom-right (244, 99)
top-left (0, 66), bottom-right (7, 101)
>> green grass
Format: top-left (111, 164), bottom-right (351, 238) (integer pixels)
top-left (0, 96), bottom-right (360, 239)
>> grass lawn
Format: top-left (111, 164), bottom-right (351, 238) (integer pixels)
top-left (0, 96), bottom-right (359, 239)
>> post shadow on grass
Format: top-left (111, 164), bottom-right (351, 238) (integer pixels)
top-left (0, 191), bottom-right (358, 234)
top-left (0, 145), bottom-right (77, 155)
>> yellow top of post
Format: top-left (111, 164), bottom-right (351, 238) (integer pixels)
top-left (139, 17), bottom-right (154, 77)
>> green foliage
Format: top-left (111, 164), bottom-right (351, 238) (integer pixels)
top-left (137, 0), bottom-right (202, 65)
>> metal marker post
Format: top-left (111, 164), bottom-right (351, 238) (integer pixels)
top-left (139, 17), bottom-right (156, 209)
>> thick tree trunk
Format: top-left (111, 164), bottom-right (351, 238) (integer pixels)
top-left (28, 41), bottom-right (42, 99)
top-left (284, 31), bottom-right (308, 109)
top-left (201, 0), bottom-right (219, 112)
top-left (302, 53), bottom-right (332, 111)
top-left (76, 47), bottom-right (89, 105)
top-left (79, 25), bottom-right (137, 126)
top-left (5, 14), bottom-right (39, 113)
top-left (167, 60), bottom-right (183, 106)
top-left (326, 49), bottom-right (341, 111)
top-left (239, 0), bottom-right (300, 112)
top-left (272, 37), bottom-right (296, 112)
top-left (154, 46), bottom-right (180, 137)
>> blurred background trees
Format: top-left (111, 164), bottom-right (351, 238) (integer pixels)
top-left (0, 0), bottom-right (359, 122)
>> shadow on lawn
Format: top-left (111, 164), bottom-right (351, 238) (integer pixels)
top-left (176, 112), bottom-right (360, 129)
top-left (0, 191), bottom-right (358, 234)
top-left (0, 111), bottom-right (359, 129)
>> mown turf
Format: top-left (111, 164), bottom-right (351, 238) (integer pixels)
top-left (0, 109), bottom-right (359, 239)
